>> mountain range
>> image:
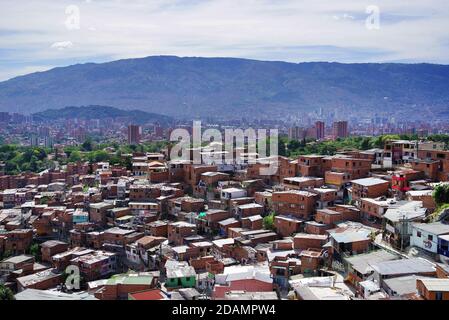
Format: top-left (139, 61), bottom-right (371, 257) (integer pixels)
top-left (32, 106), bottom-right (173, 125)
top-left (1, 56), bottom-right (449, 119)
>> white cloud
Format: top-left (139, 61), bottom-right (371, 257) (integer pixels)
top-left (0, 0), bottom-right (448, 80)
top-left (51, 41), bottom-right (74, 50)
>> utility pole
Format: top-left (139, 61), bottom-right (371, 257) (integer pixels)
top-left (415, 140), bottom-right (419, 160)
top-left (401, 214), bottom-right (407, 252)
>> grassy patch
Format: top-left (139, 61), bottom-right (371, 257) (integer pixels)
top-left (429, 203), bottom-right (449, 222)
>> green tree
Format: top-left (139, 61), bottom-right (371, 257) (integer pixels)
top-left (433, 184), bottom-right (449, 205)
top-left (0, 284), bottom-right (15, 300)
top-left (81, 138), bottom-right (94, 152)
top-left (287, 139), bottom-right (303, 151)
top-left (263, 212), bottom-right (276, 231)
top-left (40, 196), bottom-right (50, 205)
top-left (278, 138), bottom-right (288, 157)
top-left (68, 150), bottom-right (82, 163)
top-left (29, 243), bottom-right (41, 261)
top-left (360, 137), bottom-right (371, 150)
top-left (87, 150), bottom-right (110, 162)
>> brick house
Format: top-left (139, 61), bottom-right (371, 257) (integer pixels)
top-left (235, 203), bottom-right (264, 219)
top-left (213, 265), bottom-right (274, 299)
top-left (330, 156), bottom-right (372, 180)
top-left (328, 223), bottom-right (373, 258)
top-left (0, 255), bottom-right (35, 276)
top-left (304, 221), bottom-right (332, 235)
top-left (300, 249), bottom-right (323, 274)
top-left (1, 229), bottom-right (33, 255)
top-left (89, 202), bottom-right (114, 226)
top-left (167, 222), bottom-right (197, 245)
top-left (16, 269), bottom-right (64, 292)
top-left (359, 197), bottom-right (393, 226)
top-left (274, 215), bottom-right (303, 237)
top-left (272, 190), bottom-right (317, 220)
top-left (293, 233), bottom-right (328, 250)
top-left (282, 177), bottom-right (324, 190)
top-left (90, 273), bottom-right (159, 300)
top-left (254, 191), bottom-right (272, 213)
top-left (315, 208), bottom-right (343, 226)
top-left (71, 250), bottom-right (118, 282)
top-left (297, 155), bottom-right (329, 177)
top-left (325, 171), bottom-right (352, 189)
top-left (417, 278), bottom-right (449, 300)
top-left (406, 190), bottom-right (436, 213)
top-left (313, 187), bottom-right (338, 209)
top-left (241, 215), bottom-right (263, 230)
top-left (168, 196), bottom-right (205, 217)
top-left (41, 240), bottom-right (69, 263)
top-left (391, 169), bottom-right (422, 194)
top-left (410, 159), bottom-right (440, 181)
top-left (247, 156), bottom-right (296, 185)
top-left (196, 209), bottom-right (231, 235)
top-left (218, 218), bottom-right (241, 236)
top-left (350, 177), bottom-right (390, 203)
top-left (147, 221), bottom-right (169, 237)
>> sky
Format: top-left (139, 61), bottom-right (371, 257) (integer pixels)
top-left (0, 0), bottom-right (449, 81)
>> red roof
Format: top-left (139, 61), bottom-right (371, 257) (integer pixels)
top-left (128, 289), bottom-right (165, 300)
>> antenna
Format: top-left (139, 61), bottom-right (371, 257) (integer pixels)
top-left (415, 140), bottom-right (419, 160)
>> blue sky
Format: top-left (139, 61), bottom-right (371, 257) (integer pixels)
top-left (0, 0), bottom-right (448, 81)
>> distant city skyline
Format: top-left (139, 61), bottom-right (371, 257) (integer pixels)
top-left (1, 0), bottom-right (449, 81)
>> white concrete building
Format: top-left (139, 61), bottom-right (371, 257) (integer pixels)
top-left (411, 222), bottom-right (449, 253)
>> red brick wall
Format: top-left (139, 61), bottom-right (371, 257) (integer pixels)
top-left (351, 181), bottom-right (389, 201)
top-left (272, 192), bottom-right (316, 219)
top-left (212, 279), bottom-right (273, 299)
top-left (293, 235), bottom-right (327, 250)
top-left (315, 210), bottom-right (342, 225)
top-left (274, 217), bottom-right (302, 237)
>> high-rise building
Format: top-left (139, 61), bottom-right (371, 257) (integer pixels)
top-left (315, 121), bottom-right (325, 140)
top-left (30, 134), bottom-right (38, 147)
top-left (288, 127), bottom-right (305, 140)
top-left (332, 121), bottom-right (348, 139)
top-left (153, 123), bottom-right (164, 138)
top-left (128, 125), bottom-right (141, 144)
top-left (0, 112), bottom-right (10, 122)
top-left (44, 136), bottom-right (54, 148)
top-left (39, 127), bottom-right (50, 138)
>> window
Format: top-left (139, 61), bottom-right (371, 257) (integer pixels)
top-left (417, 231), bottom-right (421, 237)
top-left (436, 292), bottom-right (443, 300)
top-left (428, 235), bottom-right (433, 241)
